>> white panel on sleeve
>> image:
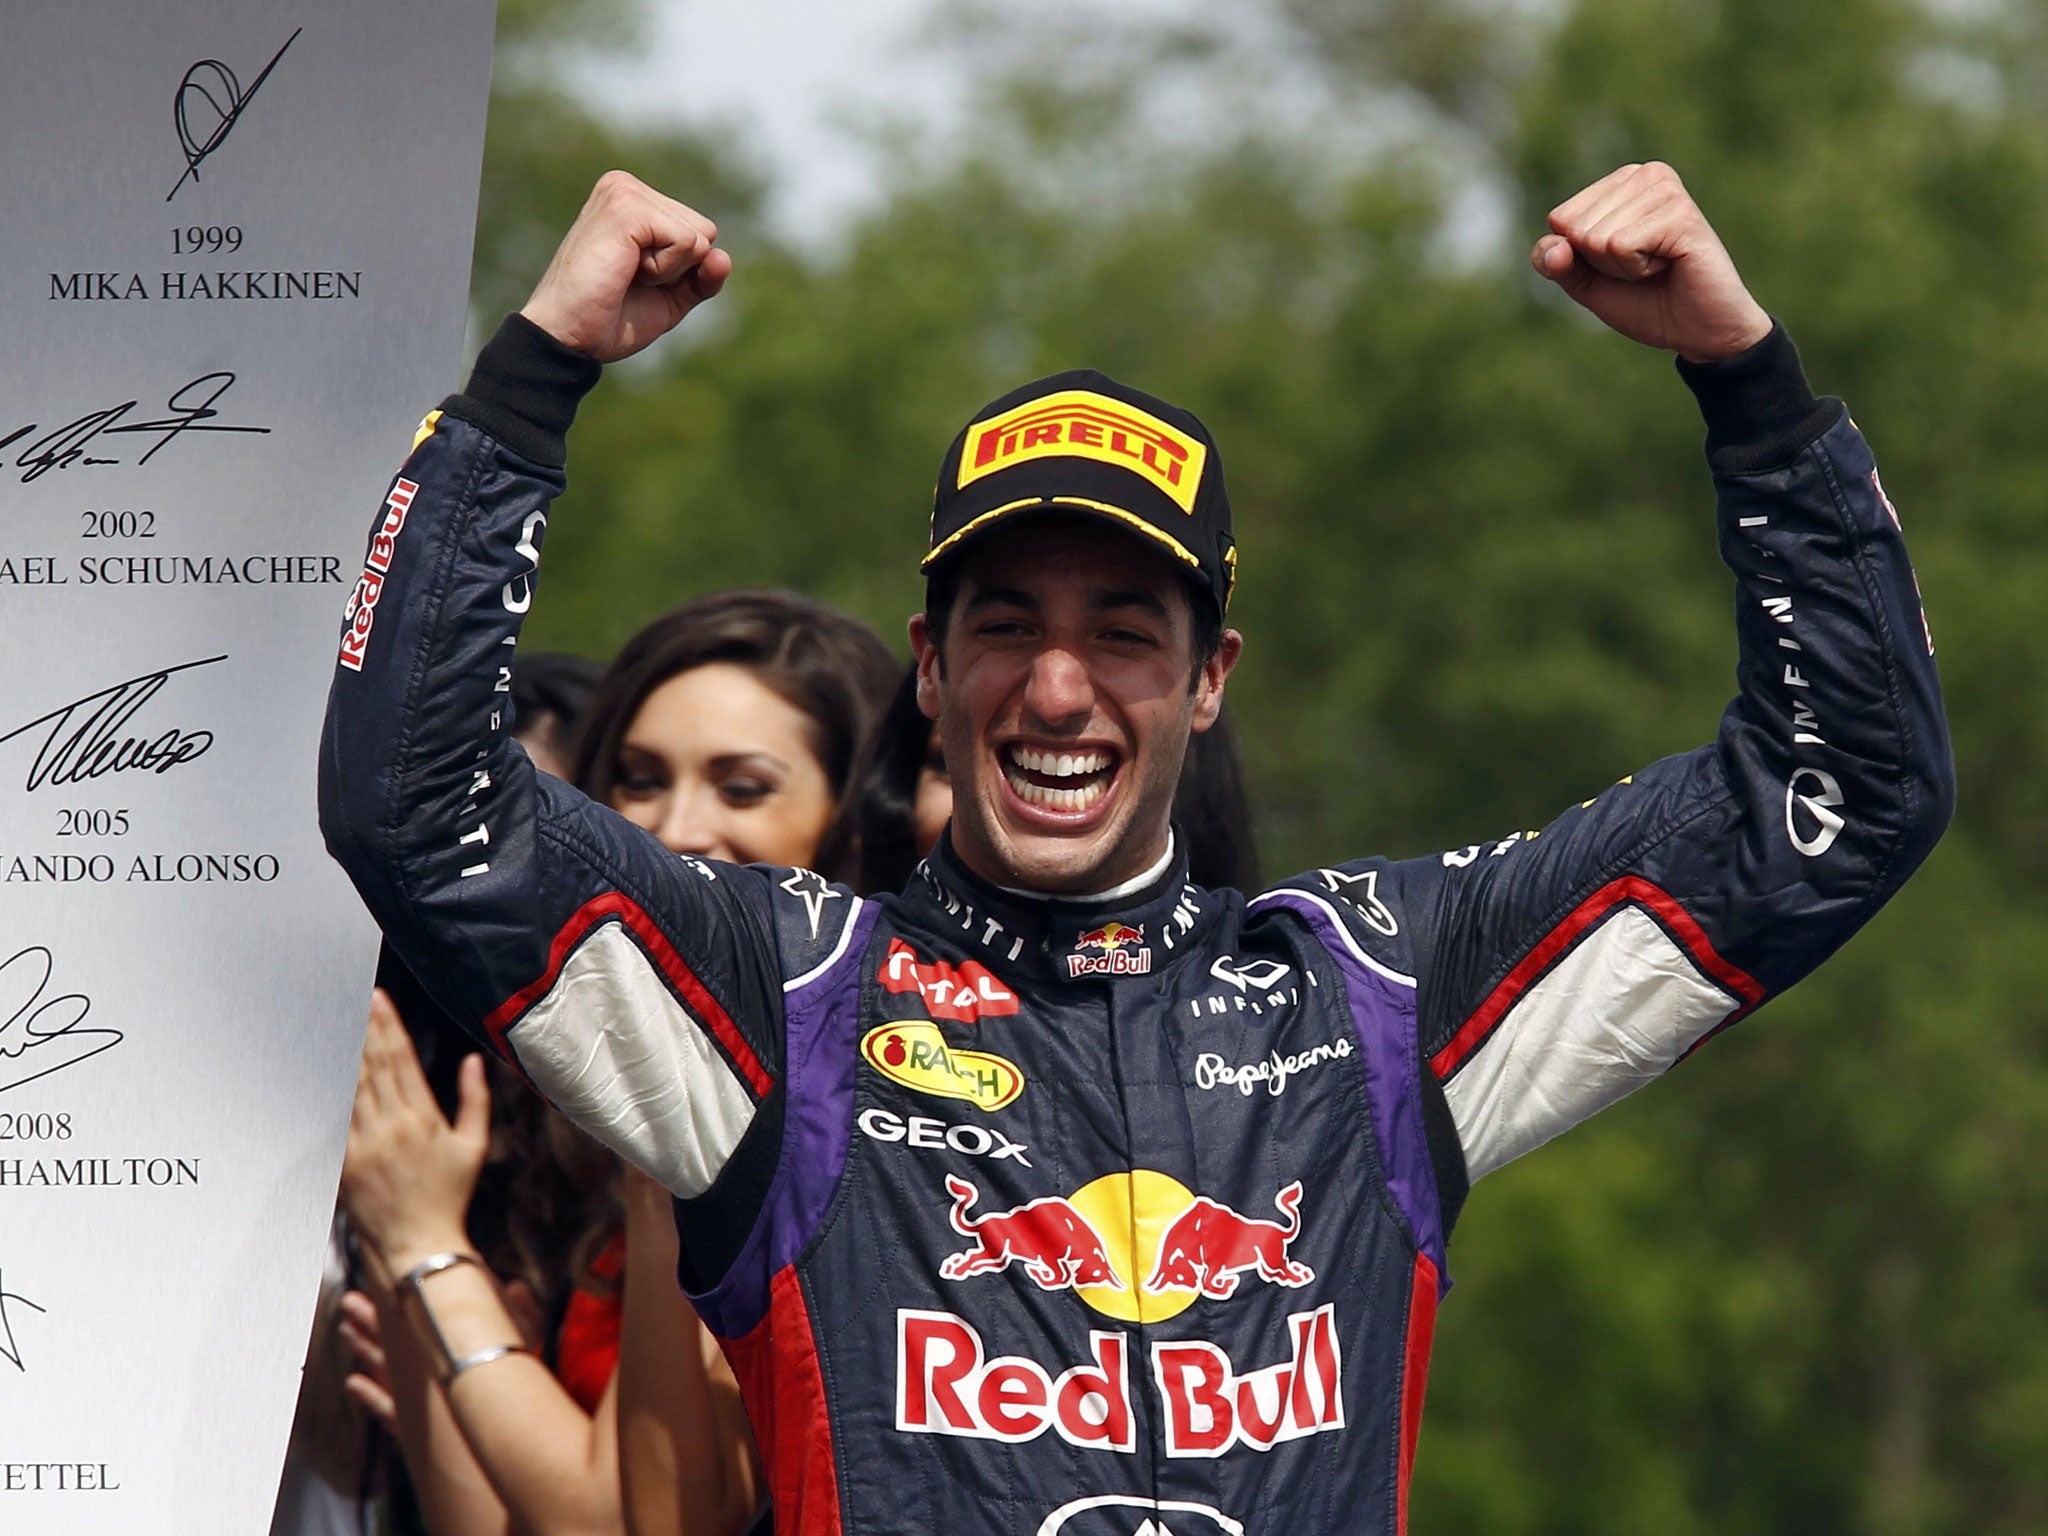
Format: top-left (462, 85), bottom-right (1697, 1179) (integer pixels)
top-left (507, 922), bottom-right (756, 1198)
top-left (1444, 906), bottom-right (1740, 1181)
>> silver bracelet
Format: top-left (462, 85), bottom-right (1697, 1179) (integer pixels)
top-left (445, 1341), bottom-right (532, 1385)
top-left (393, 1251), bottom-right (513, 1384)
top-left (396, 1250), bottom-right (485, 1297)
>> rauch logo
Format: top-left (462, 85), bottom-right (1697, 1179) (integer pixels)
top-left (861, 1021), bottom-right (1023, 1111)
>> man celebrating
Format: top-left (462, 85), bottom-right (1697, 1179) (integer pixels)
top-left (321, 164), bottom-right (1952, 1535)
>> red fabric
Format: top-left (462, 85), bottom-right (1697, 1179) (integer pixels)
top-left (1430, 874), bottom-right (1764, 1080)
top-left (1396, 1252), bottom-right (1441, 1536)
top-left (723, 1267), bottom-right (841, 1536)
top-left (554, 1233), bottom-right (626, 1414)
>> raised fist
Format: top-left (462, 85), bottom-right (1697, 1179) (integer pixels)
top-left (520, 170), bottom-right (731, 363)
top-left (1531, 162), bottom-right (1771, 364)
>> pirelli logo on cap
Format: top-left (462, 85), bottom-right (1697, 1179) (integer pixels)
top-left (957, 390), bottom-right (1206, 514)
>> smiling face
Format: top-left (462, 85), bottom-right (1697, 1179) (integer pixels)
top-left (911, 517), bottom-right (1241, 895)
top-left (608, 660), bottom-right (838, 868)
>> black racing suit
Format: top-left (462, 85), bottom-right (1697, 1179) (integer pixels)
top-left (319, 315), bottom-right (1952, 1536)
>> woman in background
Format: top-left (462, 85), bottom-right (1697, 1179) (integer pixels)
top-left (338, 592), bottom-right (894, 1536)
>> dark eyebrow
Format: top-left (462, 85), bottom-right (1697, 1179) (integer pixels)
top-left (962, 586), bottom-right (1040, 615)
top-left (1091, 589), bottom-right (1171, 620)
top-left (960, 585), bottom-right (1171, 620)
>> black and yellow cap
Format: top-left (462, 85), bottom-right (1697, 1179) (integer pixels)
top-left (922, 369), bottom-right (1237, 615)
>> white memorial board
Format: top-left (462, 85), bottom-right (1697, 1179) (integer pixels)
top-left (0, 4), bottom-right (497, 1529)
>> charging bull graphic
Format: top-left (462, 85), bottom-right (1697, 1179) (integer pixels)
top-left (1076, 922), bottom-right (1144, 953)
top-left (1146, 1182), bottom-right (1315, 1299)
top-left (938, 1174), bottom-right (1125, 1291)
top-left (935, 1172), bottom-right (1315, 1316)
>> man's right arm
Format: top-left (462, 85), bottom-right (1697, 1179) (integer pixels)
top-left (317, 175), bottom-right (786, 1206)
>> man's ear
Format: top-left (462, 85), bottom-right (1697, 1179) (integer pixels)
top-left (908, 614), bottom-right (943, 721)
top-left (1190, 628), bottom-right (1243, 734)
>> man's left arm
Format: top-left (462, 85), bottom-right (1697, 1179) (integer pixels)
top-left (1389, 165), bottom-right (1955, 1184)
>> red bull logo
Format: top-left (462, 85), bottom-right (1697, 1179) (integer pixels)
top-left (897, 1311), bottom-right (1135, 1450)
top-left (935, 1171), bottom-right (1312, 1324)
top-left (1151, 1304), bottom-right (1343, 1456)
top-left (896, 1304), bottom-right (1343, 1457)
top-left (957, 389), bottom-right (1207, 515)
top-left (338, 477), bottom-right (416, 671)
top-left (1146, 1182), bottom-right (1314, 1298)
top-left (939, 1175), bottom-right (1123, 1291)
top-left (1068, 923), bottom-right (1152, 979)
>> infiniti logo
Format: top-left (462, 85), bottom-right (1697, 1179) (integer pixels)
top-left (1035, 1495), bottom-right (1246, 1536)
top-left (1785, 767), bottom-right (1846, 857)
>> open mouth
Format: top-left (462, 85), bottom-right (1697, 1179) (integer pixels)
top-left (1000, 743), bottom-right (1119, 815)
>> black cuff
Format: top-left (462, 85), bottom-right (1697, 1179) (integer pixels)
top-left (1674, 319), bottom-right (1844, 476)
top-left (441, 313), bottom-right (604, 469)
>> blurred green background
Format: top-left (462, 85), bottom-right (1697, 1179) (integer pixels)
top-left (477, 1), bottom-right (2048, 1529)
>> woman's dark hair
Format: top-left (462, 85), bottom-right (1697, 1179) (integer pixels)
top-left (511, 650), bottom-right (604, 742)
top-left (1176, 702), bottom-right (1259, 890)
top-left (858, 665), bottom-right (940, 895)
top-left (477, 595), bottom-right (891, 1317)
top-left (570, 588), bottom-right (899, 884)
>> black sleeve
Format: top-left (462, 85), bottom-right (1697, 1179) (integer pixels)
top-left (318, 316), bottom-right (864, 1214)
top-left (1330, 324), bottom-right (1952, 1182)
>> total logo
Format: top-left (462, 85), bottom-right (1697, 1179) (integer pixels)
top-left (897, 1303), bottom-right (1343, 1458)
top-left (878, 938), bottom-right (1018, 1022)
top-left (861, 1021), bottom-right (1024, 1111)
top-left (1068, 923), bottom-right (1152, 979)
top-left (937, 1172), bottom-right (1313, 1323)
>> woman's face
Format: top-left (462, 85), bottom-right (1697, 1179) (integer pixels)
top-left (610, 661), bottom-right (837, 869)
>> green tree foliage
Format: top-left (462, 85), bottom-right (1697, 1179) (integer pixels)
top-left (490, 0), bottom-right (2047, 1528)
top-left (471, 0), bottom-right (762, 326)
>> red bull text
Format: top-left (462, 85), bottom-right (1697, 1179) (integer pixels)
top-left (338, 477), bottom-right (416, 671)
top-left (896, 1306), bottom-right (1343, 1457)
top-left (1068, 923), bottom-right (1152, 979)
top-left (1151, 1304), bottom-right (1343, 1456)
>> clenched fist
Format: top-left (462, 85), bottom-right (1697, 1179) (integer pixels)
top-left (521, 170), bottom-right (731, 363)
top-left (1531, 162), bottom-right (1771, 364)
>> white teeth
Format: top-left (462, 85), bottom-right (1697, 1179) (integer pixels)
top-left (1001, 754), bottom-right (1112, 813)
top-left (1006, 746), bottom-right (1110, 780)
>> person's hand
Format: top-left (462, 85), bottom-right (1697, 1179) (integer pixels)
top-left (520, 170), bottom-right (731, 362)
top-left (338, 989), bottom-right (491, 1280)
top-left (1530, 162), bottom-right (1772, 364)
top-left (338, 1289), bottom-right (399, 1430)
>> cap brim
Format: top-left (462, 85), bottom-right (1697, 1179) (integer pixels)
top-left (920, 495), bottom-right (1203, 575)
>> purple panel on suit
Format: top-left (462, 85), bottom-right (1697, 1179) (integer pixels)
top-left (1257, 891), bottom-right (1447, 1290)
top-left (693, 902), bottom-right (879, 1338)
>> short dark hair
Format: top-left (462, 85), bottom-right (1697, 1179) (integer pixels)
top-left (570, 589), bottom-right (898, 883)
